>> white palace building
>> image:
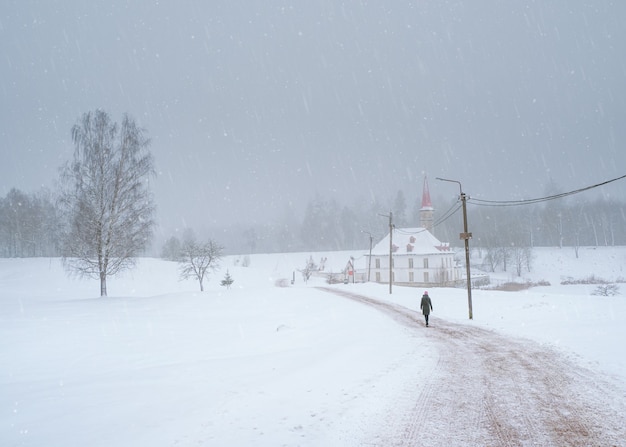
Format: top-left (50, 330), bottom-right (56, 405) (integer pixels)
top-left (365, 177), bottom-right (461, 287)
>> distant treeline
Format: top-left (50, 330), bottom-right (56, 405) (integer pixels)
top-left (209, 192), bottom-right (626, 255)
top-left (1, 187), bottom-right (625, 258)
top-left (0, 188), bottom-right (61, 257)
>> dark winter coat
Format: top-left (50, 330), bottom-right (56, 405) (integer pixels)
top-left (420, 295), bottom-right (432, 315)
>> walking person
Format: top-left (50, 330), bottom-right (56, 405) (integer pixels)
top-left (420, 291), bottom-right (433, 326)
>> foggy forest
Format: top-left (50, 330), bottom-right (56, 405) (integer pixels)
top-left (1, 175), bottom-right (625, 258)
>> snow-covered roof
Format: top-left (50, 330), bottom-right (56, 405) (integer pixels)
top-left (370, 227), bottom-right (451, 256)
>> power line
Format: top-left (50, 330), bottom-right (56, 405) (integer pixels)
top-left (469, 174), bottom-right (626, 207)
top-left (433, 202), bottom-right (463, 227)
top-left (394, 200), bottom-right (463, 236)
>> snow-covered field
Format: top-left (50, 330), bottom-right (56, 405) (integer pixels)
top-left (1, 247), bottom-right (625, 446)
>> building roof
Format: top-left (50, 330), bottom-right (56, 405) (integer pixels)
top-left (370, 227), bottom-right (451, 256)
top-left (421, 176), bottom-right (433, 210)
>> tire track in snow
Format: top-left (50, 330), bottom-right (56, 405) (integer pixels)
top-left (319, 287), bottom-right (626, 447)
top-left (400, 356), bottom-right (440, 445)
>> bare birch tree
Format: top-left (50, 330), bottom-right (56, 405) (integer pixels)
top-left (58, 110), bottom-right (155, 296)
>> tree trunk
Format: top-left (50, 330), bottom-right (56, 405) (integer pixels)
top-left (100, 272), bottom-right (107, 297)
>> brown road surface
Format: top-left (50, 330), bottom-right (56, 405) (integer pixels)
top-left (319, 287), bottom-right (626, 447)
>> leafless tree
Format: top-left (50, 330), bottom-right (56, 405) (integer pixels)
top-left (58, 110), bottom-right (155, 296)
top-left (298, 255), bottom-right (318, 283)
top-left (179, 237), bottom-right (224, 291)
top-left (483, 247), bottom-right (502, 272)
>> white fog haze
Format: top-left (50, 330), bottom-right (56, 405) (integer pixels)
top-left (1, 1), bottom-right (625, 246)
top-left (3, 3), bottom-right (626, 445)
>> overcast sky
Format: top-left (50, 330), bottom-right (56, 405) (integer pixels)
top-left (1, 0), bottom-right (625, 236)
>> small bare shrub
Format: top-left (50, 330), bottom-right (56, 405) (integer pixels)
top-left (473, 277), bottom-right (491, 288)
top-left (561, 275), bottom-right (608, 285)
top-left (274, 279), bottom-right (290, 287)
top-left (486, 280), bottom-right (550, 291)
top-left (591, 284), bottom-right (620, 296)
top-left (493, 282), bottom-right (533, 292)
top-left (326, 272), bottom-right (342, 284)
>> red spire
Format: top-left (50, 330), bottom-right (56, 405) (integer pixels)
top-left (421, 176), bottom-right (433, 209)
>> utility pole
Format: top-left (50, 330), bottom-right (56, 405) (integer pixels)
top-left (436, 177), bottom-right (473, 319)
top-left (378, 211), bottom-right (394, 294)
top-left (362, 231), bottom-right (373, 282)
top-left (389, 212), bottom-right (393, 294)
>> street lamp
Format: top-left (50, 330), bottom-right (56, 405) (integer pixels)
top-left (436, 177), bottom-right (473, 320)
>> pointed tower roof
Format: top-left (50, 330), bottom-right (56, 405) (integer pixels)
top-left (421, 176), bottom-right (433, 210)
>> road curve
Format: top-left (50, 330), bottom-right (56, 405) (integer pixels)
top-left (318, 287), bottom-right (626, 447)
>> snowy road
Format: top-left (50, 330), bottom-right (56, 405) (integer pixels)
top-left (320, 287), bottom-right (626, 447)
